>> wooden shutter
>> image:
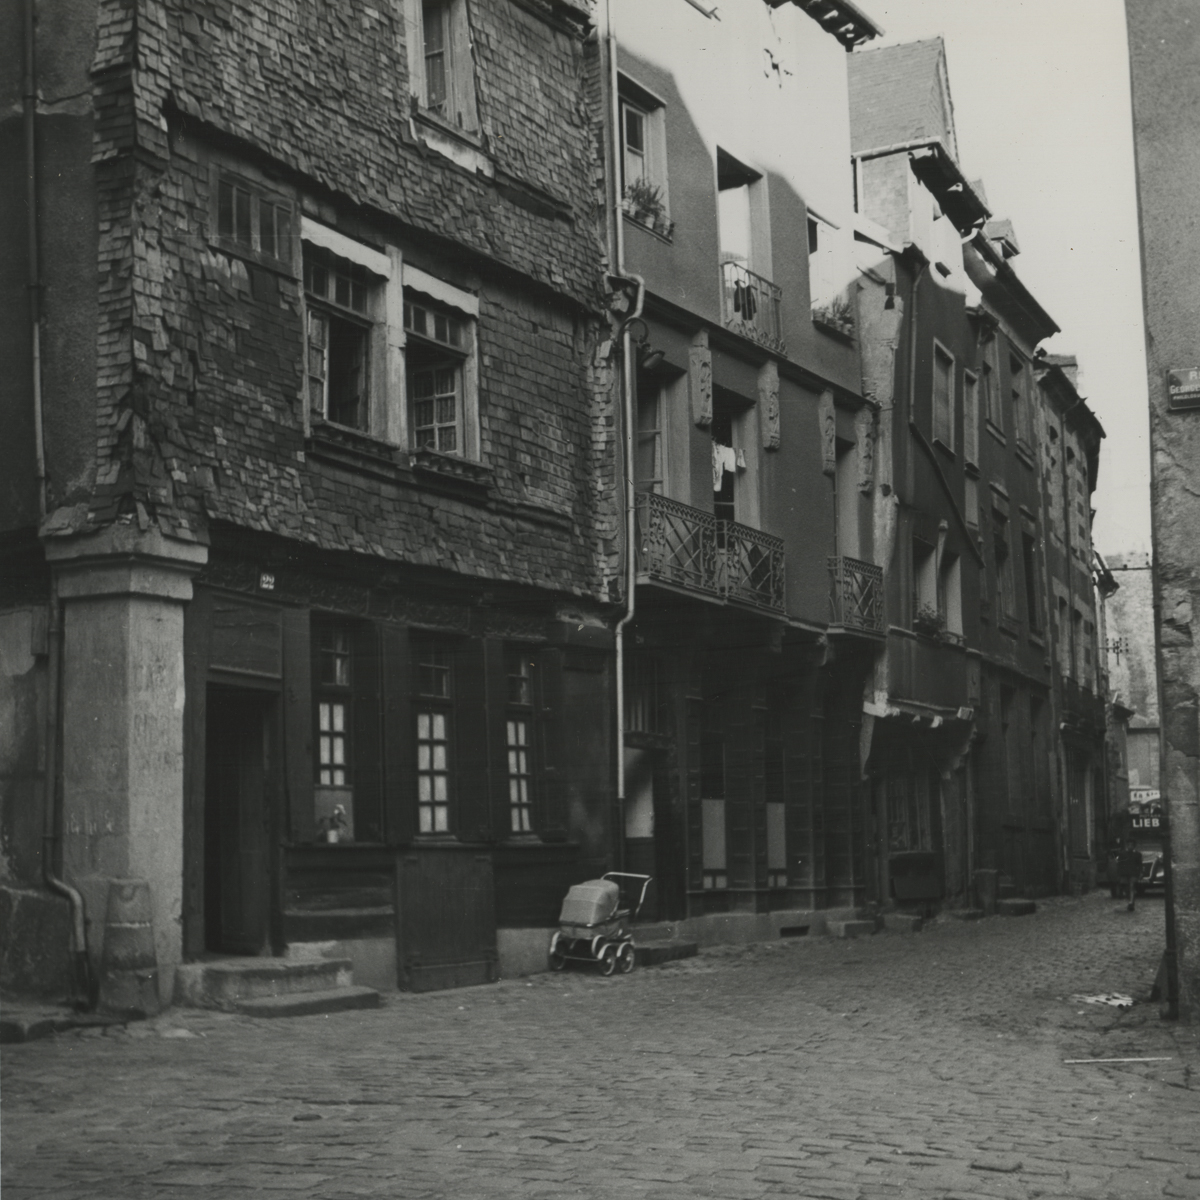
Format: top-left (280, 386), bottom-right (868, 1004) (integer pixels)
top-left (353, 622), bottom-right (383, 843)
top-left (538, 646), bottom-right (567, 838)
top-left (453, 637), bottom-right (490, 843)
top-left (281, 606), bottom-right (314, 845)
top-left (379, 621), bottom-right (411, 844)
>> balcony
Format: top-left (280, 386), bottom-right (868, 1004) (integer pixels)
top-left (720, 261), bottom-right (785, 355)
top-left (635, 492), bottom-right (785, 614)
top-left (1062, 676), bottom-right (1106, 731)
top-left (828, 555), bottom-right (885, 636)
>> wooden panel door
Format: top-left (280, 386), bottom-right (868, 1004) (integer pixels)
top-left (396, 847), bottom-right (497, 992)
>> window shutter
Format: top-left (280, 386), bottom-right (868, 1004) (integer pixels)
top-left (379, 621), bottom-right (411, 844)
top-left (282, 607), bottom-right (314, 844)
top-left (482, 639), bottom-right (508, 841)
top-left (685, 696), bottom-right (704, 888)
top-left (353, 623), bottom-right (384, 843)
top-left (538, 647), bottom-right (567, 838)
top-left (453, 637), bottom-right (491, 843)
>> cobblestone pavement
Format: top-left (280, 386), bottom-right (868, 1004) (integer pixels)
top-left (4, 892), bottom-right (1199, 1200)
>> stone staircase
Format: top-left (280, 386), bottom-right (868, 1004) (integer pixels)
top-left (174, 956), bottom-right (381, 1018)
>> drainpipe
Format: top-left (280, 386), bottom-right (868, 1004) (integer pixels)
top-left (603, 0), bottom-right (644, 871)
top-left (25, 0), bottom-right (92, 1005)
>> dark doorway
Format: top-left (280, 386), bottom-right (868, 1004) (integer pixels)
top-left (204, 686), bottom-right (278, 954)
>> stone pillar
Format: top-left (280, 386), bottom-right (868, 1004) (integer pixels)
top-left (45, 524), bottom-right (207, 1007)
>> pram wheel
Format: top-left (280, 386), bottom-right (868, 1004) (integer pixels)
top-left (549, 948), bottom-right (566, 971)
top-left (617, 942), bottom-right (635, 974)
top-left (599, 943), bottom-right (618, 976)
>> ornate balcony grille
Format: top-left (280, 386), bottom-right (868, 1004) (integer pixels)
top-left (635, 492), bottom-right (721, 598)
top-left (828, 555), bottom-right (884, 634)
top-left (720, 261), bottom-right (785, 355)
top-left (635, 493), bottom-right (785, 613)
top-left (721, 521), bottom-right (786, 612)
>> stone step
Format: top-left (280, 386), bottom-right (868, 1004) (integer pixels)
top-left (997, 898), bottom-right (1037, 917)
top-left (997, 878), bottom-right (1018, 899)
top-left (283, 906), bottom-right (394, 942)
top-left (882, 912), bottom-right (923, 933)
top-left (827, 919), bottom-right (877, 939)
top-left (634, 939), bottom-right (699, 967)
top-left (174, 957), bottom-right (353, 1010)
top-left (230, 986), bottom-right (382, 1018)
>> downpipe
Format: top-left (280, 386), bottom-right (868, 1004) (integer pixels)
top-left (25, 0), bottom-right (93, 1006)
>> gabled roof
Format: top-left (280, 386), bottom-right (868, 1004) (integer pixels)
top-left (847, 39), bottom-right (958, 159)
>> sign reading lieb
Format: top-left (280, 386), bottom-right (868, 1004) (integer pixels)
top-left (1168, 367), bottom-right (1200, 411)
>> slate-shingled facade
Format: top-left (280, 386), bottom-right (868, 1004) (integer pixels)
top-left (1, 0), bottom-right (617, 1001)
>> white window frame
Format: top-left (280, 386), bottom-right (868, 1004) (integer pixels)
top-left (301, 218), bottom-right (402, 442)
top-left (405, 0), bottom-right (478, 133)
top-left (807, 210), bottom-right (845, 312)
top-left (618, 77), bottom-right (670, 221)
top-left (400, 263), bottom-right (480, 460)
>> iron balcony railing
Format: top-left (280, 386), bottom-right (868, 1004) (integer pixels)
top-left (635, 492), bottom-right (785, 614)
top-left (720, 260), bottom-right (785, 355)
top-left (828, 554), bottom-right (885, 635)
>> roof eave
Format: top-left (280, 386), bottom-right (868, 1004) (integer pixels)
top-left (769, 0), bottom-right (882, 49)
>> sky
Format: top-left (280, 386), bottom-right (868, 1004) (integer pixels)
top-left (864, 0), bottom-right (1152, 558)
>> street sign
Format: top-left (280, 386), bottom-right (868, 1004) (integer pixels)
top-left (1167, 367), bottom-right (1200, 411)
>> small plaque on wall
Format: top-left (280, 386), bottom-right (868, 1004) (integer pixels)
top-left (1168, 367), bottom-right (1200, 411)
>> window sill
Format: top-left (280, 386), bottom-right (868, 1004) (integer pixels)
top-left (622, 209), bottom-right (675, 242)
top-left (1014, 439), bottom-right (1037, 470)
top-left (411, 109), bottom-right (492, 175)
top-left (1028, 630), bottom-right (1046, 648)
top-left (307, 420), bottom-right (404, 480)
top-left (209, 234), bottom-right (296, 278)
top-left (985, 419), bottom-right (1007, 447)
top-left (812, 312), bottom-right (856, 343)
top-left (997, 617), bottom-right (1019, 639)
top-left (932, 437), bottom-right (956, 461)
top-left (964, 460), bottom-right (980, 479)
top-left (410, 446), bottom-right (493, 500)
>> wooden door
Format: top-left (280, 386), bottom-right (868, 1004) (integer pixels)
top-left (205, 687), bottom-right (274, 954)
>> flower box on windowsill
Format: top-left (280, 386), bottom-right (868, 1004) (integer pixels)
top-left (409, 446), bottom-right (493, 499)
top-left (812, 300), bottom-right (856, 342)
top-left (622, 200), bottom-right (675, 242)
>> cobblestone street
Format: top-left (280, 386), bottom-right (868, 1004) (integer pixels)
top-left (4, 892), bottom-right (1199, 1200)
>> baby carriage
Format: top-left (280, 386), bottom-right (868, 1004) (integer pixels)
top-left (548, 872), bottom-right (651, 975)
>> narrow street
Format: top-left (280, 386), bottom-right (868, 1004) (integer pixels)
top-left (3, 892), bottom-right (1198, 1200)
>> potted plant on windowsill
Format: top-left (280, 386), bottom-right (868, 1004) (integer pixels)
top-left (622, 179), bottom-right (674, 239)
top-left (812, 294), bottom-right (856, 339)
top-left (913, 603), bottom-right (945, 640)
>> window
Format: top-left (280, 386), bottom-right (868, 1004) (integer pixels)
top-left (808, 213), bottom-right (845, 312)
top-left (913, 538), bottom-right (937, 629)
top-left (963, 371), bottom-right (979, 467)
top-left (214, 172), bottom-right (291, 263)
top-left (406, 0), bottom-right (477, 131)
top-left (700, 703), bottom-right (727, 890)
top-left (717, 148), bottom-right (764, 271)
top-left (635, 372), bottom-right (664, 495)
top-left (994, 518), bottom-right (1017, 624)
top-left (415, 640), bottom-right (454, 834)
top-left (301, 220), bottom-right (396, 439)
top-left (401, 264), bottom-right (480, 460)
top-left (981, 336), bottom-right (1002, 430)
top-left (405, 297), bottom-right (465, 453)
top-left (618, 79), bottom-right (669, 230)
top-left (305, 248), bottom-right (372, 430)
top-left (625, 653), bottom-right (664, 735)
top-left (933, 342), bottom-right (954, 450)
top-left (505, 649), bottom-right (537, 835)
top-left (1010, 352), bottom-right (1032, 447)
top-left (315, 626), bottom-right (352, 788)
top-left (1022, 529), bottom-right (1043, 634)
top-left (940, 551), bottom-right (963, 638)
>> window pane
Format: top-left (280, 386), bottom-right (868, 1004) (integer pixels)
top-left (432, 712), bottom-right (445, 738)
top-left (218, 179), bottom-right (234, 238)
top-left (419, 807), bottom-right (433, 833)
top-left (319, 703), bottom-right (330, 731)
top-left (235, 187), bottom-right (251, 244)
top-left (624, 105), bottom-right (645, 153)
top-left (417, 712), bottom-right (430, 739)
top-left (432, 744), bottom-right (446, 771)
top-left (418, 745), bottom-right (430, 771)
top-left (418, 775), bottom-right (432, 802)
top-left (433, 775), bottom-right (447, 801)
top-left (434, 806), bottom-right (448, 833)
top-left (259, 202), bottom-right (276, 257)
top-left (437, 427), bottom-right (457, 452)
top-left (332, 703), bottom-right (344, 732)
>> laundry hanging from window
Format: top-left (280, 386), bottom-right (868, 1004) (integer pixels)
top-left (732, 280), bottom-right (758, 320)
top-left (712, 442), bottom-right (738, 491)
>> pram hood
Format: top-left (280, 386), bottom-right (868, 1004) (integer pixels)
top-left (558, 879), bottom-right (620, 926)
